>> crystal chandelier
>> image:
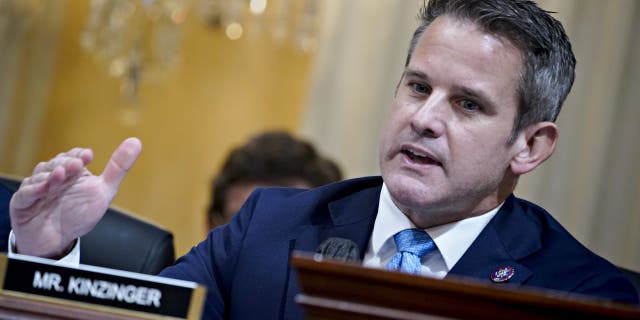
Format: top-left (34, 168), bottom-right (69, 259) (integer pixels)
top-left (80, 0), bottom-right (187, 100)
top-left (196, 0), bottom-right (320, 52)
top-left (80, 0), bottom-right (321, 100)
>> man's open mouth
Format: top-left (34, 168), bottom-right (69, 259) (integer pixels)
top-left (401, 147), bottom-right (441, 166)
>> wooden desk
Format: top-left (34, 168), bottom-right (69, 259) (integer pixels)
top-left (0, 293), bottom-right (150, 320)
top-left (292, 254), bottom-right (640, 320)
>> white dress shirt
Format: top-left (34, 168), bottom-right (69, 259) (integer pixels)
top-left (8, 230), bottom-right (81, 267)
top-left (362, 183), bottom-right (502, 279)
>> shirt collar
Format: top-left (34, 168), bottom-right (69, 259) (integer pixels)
top-left (372, 183), bottom-right (502, 271)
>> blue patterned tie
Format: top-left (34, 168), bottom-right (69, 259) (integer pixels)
top-left (385, 229), bottom-right (436, 274)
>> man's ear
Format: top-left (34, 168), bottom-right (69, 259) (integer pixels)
top-left (510, 122), bottom-right (558, 175)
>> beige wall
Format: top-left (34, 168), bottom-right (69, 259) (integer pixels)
top-left (2, 2), bottom-right (313, 256)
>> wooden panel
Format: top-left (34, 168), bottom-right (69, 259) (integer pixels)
top-left (0, 294), bottom-right (149, 320)
top-left (292, 254), bottom-right (640, 320)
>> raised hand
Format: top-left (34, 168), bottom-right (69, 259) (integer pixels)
top-left (10, 138), bottom-right (142, 258)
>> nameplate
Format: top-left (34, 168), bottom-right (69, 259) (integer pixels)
top-left (0, 253), bottom-right (205, 319)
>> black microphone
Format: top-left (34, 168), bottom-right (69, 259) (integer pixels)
top-left (315, 237), bottom-right (360, 262)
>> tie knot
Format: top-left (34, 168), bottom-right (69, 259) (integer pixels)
top-left (393, 228), bottom-right (435, 258)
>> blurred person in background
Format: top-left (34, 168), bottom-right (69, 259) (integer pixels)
top-left (206, 131), bottom-right (342, 230)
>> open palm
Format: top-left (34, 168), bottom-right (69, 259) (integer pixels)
top-left (10, 138), bottom-right (142, 258)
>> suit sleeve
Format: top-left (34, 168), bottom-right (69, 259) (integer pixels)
top-left (159, 189), bottom-right (262, 318)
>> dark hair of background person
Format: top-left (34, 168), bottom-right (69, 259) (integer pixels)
top-left (405, 0), bottom-right (576, 143)
top-left (207, 131), bottom-right (342, 228)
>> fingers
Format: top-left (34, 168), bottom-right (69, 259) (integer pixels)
top-left (101, 137), bottom-right (142, 191)
top-left (32, 147), bottom-right (94, 176)
top-left (14, 147), bottom-right (94, 212)
top-left (13, 138), bottom-right (141, 211)
top-left (21, 171), bottom-right (54, 186)
top-left (11, 178), bottom-right (51, 211)
top-left (12, 165), bottom-right (63, 211)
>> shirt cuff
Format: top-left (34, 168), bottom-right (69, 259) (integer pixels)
top-left (8, 230), bottom-right (81, 267)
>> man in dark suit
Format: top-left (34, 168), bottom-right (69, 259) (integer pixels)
top-left (7, 0), bottom-right (639, 318)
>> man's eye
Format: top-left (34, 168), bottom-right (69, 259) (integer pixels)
top-left (460, 100), bottom-right (481, 112)
top-left (409, 82), bottom-right (430, 94)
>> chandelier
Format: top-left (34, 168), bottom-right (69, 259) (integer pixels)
top-left (80, 0), bottom-right (321, 100)
top-left (80, 0), bottom-right (188, 100)
top-left (196, 0), bottom-right (320, 51)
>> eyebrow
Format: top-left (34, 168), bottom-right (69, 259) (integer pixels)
top-left (403, 69), bottom-right (429, 82)
top-left (403, 67), bottom-right (498, 114)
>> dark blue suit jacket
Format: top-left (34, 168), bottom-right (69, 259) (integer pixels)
top-left (160, 176), bottom-right (639, 319)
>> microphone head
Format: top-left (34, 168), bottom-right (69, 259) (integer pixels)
top-left (315, 237), bottom-right (360, 262)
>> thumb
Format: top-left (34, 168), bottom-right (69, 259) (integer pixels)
top-left (101, 137), bottom-right (142, 191)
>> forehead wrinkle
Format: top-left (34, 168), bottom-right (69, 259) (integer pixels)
top-left (419, 16), bottom-right (524, 75)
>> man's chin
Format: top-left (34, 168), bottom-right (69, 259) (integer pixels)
top-left (385, 176), bottom-right (437, 208)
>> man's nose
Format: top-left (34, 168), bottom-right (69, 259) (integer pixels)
top-left (410, 93), bottom-right (447, 138)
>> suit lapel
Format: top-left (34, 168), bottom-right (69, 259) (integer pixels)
top-left (448, 195), bottom-right (541, 286)
top-left (283, 181), bottom-right (382, 319)
top-left (291, 181), bottom-right (382, 255)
